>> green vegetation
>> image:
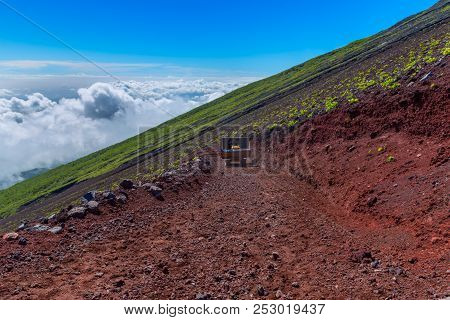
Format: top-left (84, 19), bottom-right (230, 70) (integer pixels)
top-left (386, 155), bottom-right (396, 163)
top-left (378, 71), bottom-right (400, 89)
top-left (324, 97), bottom-right (338, 111)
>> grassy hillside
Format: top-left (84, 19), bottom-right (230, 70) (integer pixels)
top-left (0, 0), bottom-right (448, 218)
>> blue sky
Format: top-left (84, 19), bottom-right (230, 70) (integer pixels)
top-left (0, 0), bottom-right (438, 77)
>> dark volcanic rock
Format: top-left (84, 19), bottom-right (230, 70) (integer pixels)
top-left (350, 250), bottom-right (373, 263)
top-left (81, 191), bottom-right (97, 204)
top-left (120, 179), bottom-right (134, 190)
top-left (54, 210), bottom-right (69, 223)
top-left (67, 207), bottom-right (87, 219)
top-left (195, 293), bottom-right (212, 300)
top-left (367, 196), bottom-right (378, 207)
top-left (117, 194), bottom-right (128, 204)
top-left (256, 285), bottom-right (268, 296)
top-left (86, 201), bottom-right (100, 214)
top-left (18, 237), bottom-right (27, 245)
top-left (149, 186), bottom-right (163, 200)
top-left (103, 192), bottom-right (117, 205)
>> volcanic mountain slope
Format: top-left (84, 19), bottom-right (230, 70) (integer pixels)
top-left (0, 1), bottom-right (449, 300)
top-left (0, 60), bottom-right (448, 299)
top-left (0, 1), bottom-right (449, 230)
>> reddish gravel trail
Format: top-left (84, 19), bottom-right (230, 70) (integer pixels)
top-left (0, 159), bottom-right (447, 299)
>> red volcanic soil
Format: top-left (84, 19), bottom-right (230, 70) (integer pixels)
top-left (0, 61), bottom-right (448, 300)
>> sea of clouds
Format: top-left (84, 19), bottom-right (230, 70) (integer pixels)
top-left (0, 78), bottom-right (248, 189)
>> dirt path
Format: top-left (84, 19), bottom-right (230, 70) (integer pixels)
top-left (0, 158), bottom-right (447, 299)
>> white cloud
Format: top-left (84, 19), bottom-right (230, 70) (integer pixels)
top-left (0, 89), bottom-right (12, 97)
top-left (0, 78), bottom-right (248, 189)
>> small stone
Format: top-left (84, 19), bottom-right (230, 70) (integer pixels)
top-left (347, 145), bottom-right (356, 152)
top-left (67, 207), bottom-right (87, 219)
top-left (408, 257), bottom-right (418, 264)
top-left (228, 269), bottom-right (237, 276)
top-left (16, 223), bottom-right (27, 231)
top-left (87, 201), bottom-right (100, 214)
top-left (3, 232), bottom-right (19, 241)
top-left (149, 186), bottom-right (163, 200)
top-left (240, 251), bottom-right (250, 258)
top-left (95, 272), bottom-right (104, 278)
top-left (103, 191), bottom-right (116, 200)
top-left (18, 237), bottom-right (27, 245)
top-left (431, 236), bottom-right (441, 244)
top-left (272, 252), bottom-right (280, 261)
top-left (103, 191), bottom-right (117, 205)
top-left (28, 224), bottom-right (50, 232)
top-left (367, 196), bottom-right (378, 207)
top-left (114, 280), bottom-right (125, 287)
top-left (39, 217), bottom-right (49, 224)
top-left (119, 179), bottom-right (134, 190)
top-left (275, 290), bottom-right (284, 299)
top-left (350, 250), bottom-right (373, 263)
top-left (388, 266), bottom-right (405, 276)
top-left (195, 293), bottom-right (212, 300)
top-left (371, 259), bottom-right (380, 268)
top-left (291, 282), bottom-right (300, 288)
top-left (48, 226), bottom-right (63, 234)
top-left (117, 194), bottom-right (127, 204)
top-left (54, 210), bottom-right (69, 223)
top-left (256, 285), bottom-right (268, 296)
top-left (141, 183), bottom-right (153, 189)
top-left (420, 72), bottom-right (432, 82)
top-left (81, 191), bottom-right (97, 204)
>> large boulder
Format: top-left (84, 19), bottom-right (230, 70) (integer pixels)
top-left (67, 206), bottom-right (87, 219)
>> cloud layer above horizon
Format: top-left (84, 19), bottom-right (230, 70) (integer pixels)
top-left (0, 78), bottom-right (248, 189)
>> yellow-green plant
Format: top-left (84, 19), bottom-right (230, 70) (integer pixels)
top-left (325, 97), bottom-right (338, 111)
